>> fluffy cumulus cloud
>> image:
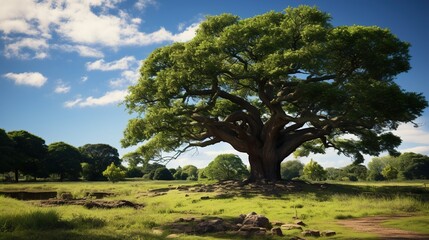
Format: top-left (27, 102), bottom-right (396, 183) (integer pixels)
top-left (54, 80), bottom-right (71, 94)
top-left (0, 0), bottom-right (199, 59)
top-left (394, 121), bottom-right (429, 155)
top-left (64, 89), bottom-right (128, 108)
top-left (4, 38), bottom-right (49, 59)
top-left (3, 72), bottom-right (47, 87)
top-left (86, 56), bottom-right (138, 71)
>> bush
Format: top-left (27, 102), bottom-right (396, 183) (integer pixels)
top-left (205, 154), bottom-right (249, 181)
top-left (302, 159), bottom-right (326, 181)
top-left (125, 167), bottom-right (143, 178)
top-left (281, 160), bottom-right (304, 180)
top-left (153, 167), bottom-right (174, 180)
top-left (102, 163), bottom-right (126, 183)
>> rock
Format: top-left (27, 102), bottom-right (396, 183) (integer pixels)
top-left (196, 218), bottom-right (227, 233)
top-left (239, 225), bottom-right (267, 235)
top-left (294, 220), bottom-right (307, 226)
top-left (242, 212), bottom-right (271, 229)
top-left (302, 229), bottom-right (320, 237)
top-left (200, 196), bottom-right (210, 200)
top-left (281, 224), bottom-right (303, 230)
top-left (271, 227), bottom-right (283, 236)
top-left (321, 230), bottom-right (336, 236)
top-left (271, 221), bottom-right (284, 226)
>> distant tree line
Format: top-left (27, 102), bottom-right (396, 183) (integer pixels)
top-left (2, 128), bottom-right (427, 182)
top-left (281, 153), bottom-right (429, 182)
top-left (0, 129), bottom-right (123, 182)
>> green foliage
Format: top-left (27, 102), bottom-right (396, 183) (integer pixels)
top-left (79, 144), bottom-right (121, 181)
top-left (181, 165), bottom-right (198, 180)
top-left (152, 167), bottom-right (173, 180)
top-left (368, 152), bottom-right (429, 181)
top-left (122, 6), bottom-right (427, 181)
top-left (102, 163), bottom-right (126, 183)
top-left (205, 154), bottom-right (249, 181)
top-left (80, 162), bottom-right (93, 181)
top-left (0, 129), bottom-right (15, 174)
top-left (281, 160), bottom-right (304, 180)
top-left (46, 142), bottom-right (83, 181)
top-left (125, 167), bottom-right (143, 178)
top-left (7, 130), bottom-right (48, 180)
top-left (381, 164), bottom-right (398, 180)
top-left (303, 159), bottom-right (326, 181)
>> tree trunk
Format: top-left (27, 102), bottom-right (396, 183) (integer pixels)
top-left (14, 169), bottom-right (19, 182)
top-left (247, 152), bottom-right (282, 183)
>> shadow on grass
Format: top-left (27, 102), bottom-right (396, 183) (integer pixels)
top-left (0, 230), bottom-right (167, 240)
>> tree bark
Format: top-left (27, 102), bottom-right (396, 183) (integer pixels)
top-left (247, 151), bottom-right (282, 183)
top-left (14, 169), bottom-right (19, 182)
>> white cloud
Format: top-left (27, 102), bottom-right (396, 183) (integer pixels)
top-left (109, 60), bottom-right (143, 88)
top-left (64, 89), bottom-right (128, 108)
top-left (4, 38), bottom-right (48, 59)
top-left (54, 44), bottom-right (104, 58)
top-left (87, 56), bottom-right (137, 71)
top-left (4, 72), bottom-right (47, 87)
top-left (81, 76), bottom-right (88, 82)
top-left (400, 146), bottom-right (429, 155)
top-left (1, 0), bottom-right (199, 59)
top-left (172, 22), bottom-right (200, 42)
top-left (393, 121), bottom-right (429, 145)
top-left (135, 0), bottom-right (157, 10)
top-left (54, 81), bottom-right (71, 94)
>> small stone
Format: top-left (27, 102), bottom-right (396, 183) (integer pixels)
top-left (302, 229), bottom-right (320, 237)
top-left (321, 230), bottom-right (336, 236)
top-left (294, 220), bottom-right (306, 226)
top-left (271, 227), bottom-right (283, 236)
top-left (281, 224), bottom-right (303, 230)
top-left (271, 221), bottom-right (284, 226)
top-left (200, 196), bottom-right (210, 200)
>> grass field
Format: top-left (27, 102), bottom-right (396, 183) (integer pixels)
top-left (0, 180), bottom-right (428, 240)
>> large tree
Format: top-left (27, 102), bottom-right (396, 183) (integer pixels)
top-left (0, 129), bottom-right (16, 176)
top-left (79, 144), bottom-right (121, 180)
top-left (122, 6), bottom-right (427, 182)
top-left (7, 130), bottom-right (47, 181)
top-left (46, 142), bottom-right (83, 181)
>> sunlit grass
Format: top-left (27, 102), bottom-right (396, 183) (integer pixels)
top-left (0, 180), bottom-right (428, 239)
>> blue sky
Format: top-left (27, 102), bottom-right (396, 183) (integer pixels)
top-left (1, 0), bottom-right (428, 168)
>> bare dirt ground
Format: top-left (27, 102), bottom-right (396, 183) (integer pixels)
top-left (338, 215), bottom-right (429, 240)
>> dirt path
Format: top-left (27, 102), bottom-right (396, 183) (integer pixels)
top-left (338, 215), bottom-right (429, 239)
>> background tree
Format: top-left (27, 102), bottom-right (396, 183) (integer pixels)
top-left (181, 165), bottom-right (198, 180)
top-left (46, 142), bottom-right (83, 181)
top-left (325, 167), bottom-right (346, 181)
top-left (79, 144), bottom-right (121, 181)
top-left (381, 164), bottom-right (398, 180)
top-left (122, 152), bottom-right (144, 168)
top-left (152, 167), bottom-right (174, 180)
top-left (7, 130), bottom-right (48, 181)
top-left (102, 163), bottom-right (126, 183)
top-left (0, 129), bottom-right (15, 177)
top-left (122, 6), bottom-right (427, 182)
top-left (342, 164), bottom-right (368, 181)
top-left (367, 156), bottom-right (388, 181)
top-left (303, 159), bottom-right (326, 181)
top-left (205, 154), bottom-right (249, 181)
top-left (280, 160), bottom-right (304, 180)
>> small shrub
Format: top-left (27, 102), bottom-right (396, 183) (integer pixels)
top-left (102, 163), bottom-right (126, 183)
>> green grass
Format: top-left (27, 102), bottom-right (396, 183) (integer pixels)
top-left (382, 215), bottom-right (429, 234)
top-left (0, 180), bottom-right (428, 239)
